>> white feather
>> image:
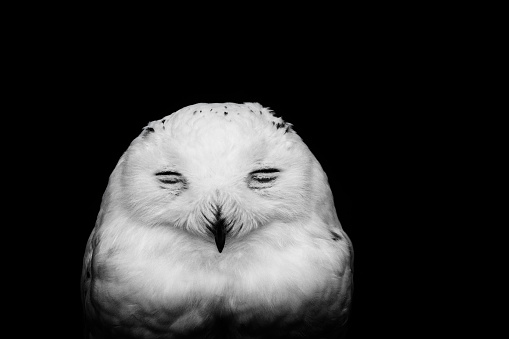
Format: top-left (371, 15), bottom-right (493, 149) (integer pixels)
top-left (82, 102), bottom-right (353, 338)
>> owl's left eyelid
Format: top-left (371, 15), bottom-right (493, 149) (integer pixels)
top-left (155, 171), bottom-right (182, 176)
top-left (250, 168), bottom-right (280, 175)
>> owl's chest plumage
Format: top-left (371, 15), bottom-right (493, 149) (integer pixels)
top-left (86, 224), bottom-right (351, 338)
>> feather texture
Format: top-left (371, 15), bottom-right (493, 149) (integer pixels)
top-left (82, 102), bottom-right (353, 338)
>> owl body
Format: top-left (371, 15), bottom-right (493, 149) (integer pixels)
top-left (82, 103), bottom-right (353, 338)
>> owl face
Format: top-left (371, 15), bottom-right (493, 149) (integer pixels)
top-left (117, 103), bottom-right (321, 251)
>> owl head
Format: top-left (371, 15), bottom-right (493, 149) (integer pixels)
top-left (107, 103), bottom-right (337, 252)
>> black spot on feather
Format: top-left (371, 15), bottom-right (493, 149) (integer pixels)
top-left (275, 122), bottom-right (285, 129)
top-left (224, 112), bottom-right (228, 116)
top-left (141, 127), bottom-right (155, 137)
top-left (330, 230), bottom-right (343, 241)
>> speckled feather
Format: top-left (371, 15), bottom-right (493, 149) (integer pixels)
top-left (82, 102), bottom-right (353, 338)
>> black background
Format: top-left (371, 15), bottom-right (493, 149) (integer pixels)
top-left (14, 10), bottom-right (471, 338)
top-left (54, 69), bottom-right (424, 338)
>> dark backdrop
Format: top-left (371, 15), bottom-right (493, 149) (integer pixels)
top-left (24, 25), bottom-right (443, 338)
top-left (55, 72), bottom-right (412, 338)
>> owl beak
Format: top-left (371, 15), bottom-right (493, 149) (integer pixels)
top-left (202, 207), bottom-right (228, 253)
top-left (213, 218), bottom-right (226, 253)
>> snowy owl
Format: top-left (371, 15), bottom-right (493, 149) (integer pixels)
top-left (81, 102), bottom-right (353, 338)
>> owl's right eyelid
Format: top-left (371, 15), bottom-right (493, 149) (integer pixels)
top-left (250, 168), bottom-right (280, 175)
top-left (155, 171), bottom-right (182, 176)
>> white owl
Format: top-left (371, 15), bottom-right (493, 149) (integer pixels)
top-left (81, 102), bottom-right (353, 338)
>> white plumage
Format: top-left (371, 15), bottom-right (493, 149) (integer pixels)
top-left (81, 102), bottom-right (353, 338)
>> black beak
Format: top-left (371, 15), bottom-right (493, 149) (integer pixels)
top-left (213, 218), bottom-right (226, 253)
top-left (202, 206), bottom-right (229, 253)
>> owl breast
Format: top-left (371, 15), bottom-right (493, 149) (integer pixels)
top-left (87, 223), bottom-right (351, 338)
